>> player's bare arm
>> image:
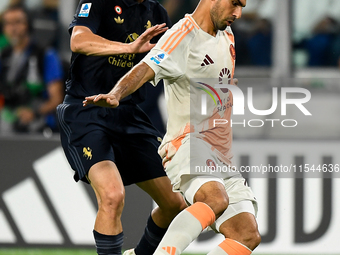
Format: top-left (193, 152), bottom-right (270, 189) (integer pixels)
top-left (83, 62), bottom-right (155, 108)
top-left (71, 24), bottom-right (168, 56)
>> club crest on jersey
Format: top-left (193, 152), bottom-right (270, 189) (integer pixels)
top-left (78, 3), bottom-right (92, 17)
top-left (206, 159), bottom-right (216, 170)
top-left (151, 52), bottom-right (168, 65)
top-left (115, 6), bottom-right (122, 15)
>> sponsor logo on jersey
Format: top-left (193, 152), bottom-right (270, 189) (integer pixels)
top-left (83, 147), bottom-right (92, 160)
top-left (151, 52), bottom-right (168, 65)
top-left (108, 33), bottom-right (139, 67)
top-left (114, 16), bottom-right (124, 24)
top-left (197, 81), bottom-right (232, 115)
top-left (115, 6), bottom-right (122, 15)
top-left (126, 33), bottom-right (139, 43)
top-left (78, 3), bottom-right (92, 17)
top-left (196, 82), bottom-right (223, 106)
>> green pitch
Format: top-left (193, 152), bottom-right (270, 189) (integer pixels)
top-left (1, 250), bottom-right (338, 255)
top-left (0, 249), bottom-right (95, 255)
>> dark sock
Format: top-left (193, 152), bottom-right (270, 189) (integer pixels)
top-left (93, 230), bottom-right (124, 255)
top-left (135, 215), bottom-right (167, 255)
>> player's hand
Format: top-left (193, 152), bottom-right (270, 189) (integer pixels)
top-left (129, 23), bottom-right (168, 54)
top-left (83, 94), bottom-right (119, 108)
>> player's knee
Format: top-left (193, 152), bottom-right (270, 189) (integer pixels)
top-left (169, 196), bottom-right (187, 215)
top-left (160, 194), bottom-right (187, 219)
top-left (100, 188), bottom-right (125, 213)
top-left (238, 224), bottom-right (261, 250)
top-left (194, 190), bottom-right (229, 218)
top-left (210, 198), bottom-right (229, 218)
top-left (250, 230), bottom-right (261, 250)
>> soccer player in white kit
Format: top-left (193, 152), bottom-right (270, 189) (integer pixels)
top-left (84, 0), bottom-right (261, 254)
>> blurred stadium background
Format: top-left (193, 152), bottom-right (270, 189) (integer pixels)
top-left (1, 0), bottom-right (340, 254)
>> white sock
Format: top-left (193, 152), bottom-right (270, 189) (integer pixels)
top-left (154, 202), bottom-right (215, 255)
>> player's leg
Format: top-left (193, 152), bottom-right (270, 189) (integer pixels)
top-left (88, 160), bottom-right (125, 235)
top-left (208, 212), bottom-right (260, 255)
top-left (150, 136), bottom-right (228, 255)
top-left (154, 179), bottom-right (228, 255)
top-left (137, 176), bottom-right (187, 227)
top-left (207, 177), bottom-right (261, 255)
top-left (132, 176), bottom-right (187, 255)
top-left (57, 104), bottom-right (126, 255)
top-left (220, 212), bottom-right (260, 250)
top-left (116, 133), bottom-right (186, 255)
top-left (154, 179), bottom-right (260, 255)
top-left (88, 161), bottom-right (125, 255)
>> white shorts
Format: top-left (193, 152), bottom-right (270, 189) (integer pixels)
top-left (164, 136), bottom-right (258, 233)
top-left (165, 135), bottom-right (239, 191)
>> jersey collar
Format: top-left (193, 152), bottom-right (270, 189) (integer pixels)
top-left (122, 0), bottom-right (150, 11)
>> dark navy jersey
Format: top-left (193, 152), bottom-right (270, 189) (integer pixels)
top-left (66, 0), bottom-right (171, 103)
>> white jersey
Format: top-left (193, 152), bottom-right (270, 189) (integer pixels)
top-left (143, 15), bottom-right (236, 169)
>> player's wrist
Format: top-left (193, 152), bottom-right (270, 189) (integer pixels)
top-left (126, 42), bottom-right (134, 54)
top-left (114, 94), bottom-right (121, 102)
top-left (108, 91), bottom-right (120, 102)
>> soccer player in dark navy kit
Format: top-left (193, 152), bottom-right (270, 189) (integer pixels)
top-left (56, 1), bottom-right (186, 255)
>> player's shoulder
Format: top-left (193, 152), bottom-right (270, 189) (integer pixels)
top-left (223, 26), bottom-right (235, 43)
top-left (158, 15), bottom-right (199, 55)
top-left (148, 0), bottom-right (167, 12)
top-left (225, 26), bottom-right (233, 34)
top-left (224, 26), bottom-right (234, 37)
top-left (147, 0), bottom-right (171, 25)
top-left (171, 15), bottom-right (199, 34)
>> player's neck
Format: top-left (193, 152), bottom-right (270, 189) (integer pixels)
top-left (192, 1), bottom-right (217, 37)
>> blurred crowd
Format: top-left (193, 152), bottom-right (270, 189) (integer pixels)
top-left (295, 16), bottom-right (340, 67)
top-left (0, 0), bottom-right (64, 136)
top-left (0, 0), bottom-right (339, 135)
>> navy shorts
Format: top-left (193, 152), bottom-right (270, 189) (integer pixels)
top-left (56, 97), bottom-right (166, 185)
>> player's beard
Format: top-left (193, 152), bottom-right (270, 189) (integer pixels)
top-left (210, 0), bottom-right (234, 31)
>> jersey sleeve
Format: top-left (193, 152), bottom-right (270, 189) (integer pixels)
top-left (69, 0), bottom-right (106, 34)
top-left (142, 21), bottom-right (194, 86)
